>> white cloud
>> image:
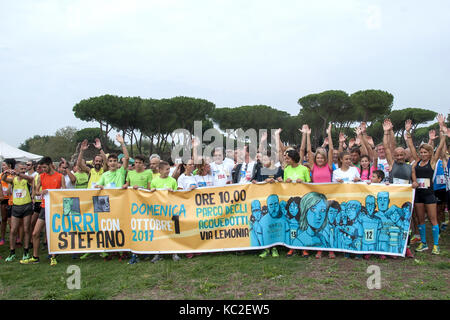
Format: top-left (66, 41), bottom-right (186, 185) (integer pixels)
top-left (366, 5), bottom-right (382, 30)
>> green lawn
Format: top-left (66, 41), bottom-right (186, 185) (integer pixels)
top-left (0, 227), bottom-right (448, 300)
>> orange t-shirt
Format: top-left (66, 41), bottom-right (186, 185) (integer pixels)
top-left (40, 171), bottom-right (63, 208)
top-left (1, 177), bottom-right (13, 205)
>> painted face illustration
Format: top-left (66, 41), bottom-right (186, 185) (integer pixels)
top-left (365, 196), bottom-right (376, 215)
top-left (267, 195), bottom-right (280, 218)
top-left (377, 192), bottom-right (389, 212)
top-left (251, 200), bottom-right (262, 221)
top-left (307, 199), bottom-right (327, 229)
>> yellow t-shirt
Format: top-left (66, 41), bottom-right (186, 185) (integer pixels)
top-left (12, 177), bottom-right (31, 206)
top-left (88, 168), bottom-right (104, 189)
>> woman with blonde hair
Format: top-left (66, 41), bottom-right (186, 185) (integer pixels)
top-left (304, 124), bottom-right (335, 259)
top-left (406, 117), bottom-right (447, 255)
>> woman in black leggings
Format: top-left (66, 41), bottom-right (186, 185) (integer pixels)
top-left (408, 119), bottom-right (447, 255)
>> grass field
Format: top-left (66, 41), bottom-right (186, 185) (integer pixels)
top-left (0, 225), bottom-right (448, 300)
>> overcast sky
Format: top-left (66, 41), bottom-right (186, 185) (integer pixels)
top-left (1, 0), bottom-right (449, 147)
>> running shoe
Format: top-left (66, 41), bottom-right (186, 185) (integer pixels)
top-left (172, 254), bottom-right (181, 261)
top-left (302, 250), bottom-right (309, 257)
top-left (286, 249), bottom-right (295, 257)
top-left (271, 247), bottom-right (279, 258)
top-left (431, 245), bottom-right (440, 255)
top-left (50, 257), bottom-right (57, 266)
top-left (20, 257), bottom-right (39, 264)
top-left (79, 253), bottom-right (91, 260)
top-left (415, 243), bottom-right (429, 252)
top-left (379, 255), bottom-right (386, 260)
top-left (0, 239), bottom-right (5, 246)
top-left (185, 253), bottom-right (194, 259)
top-left (259, 249), bottom-right (270, 258)
top-left (405, 248), bottom-right (414, 258)
top-left (328, 251), bottom-right (336, 259)
top-left (151, 254), bottom-right (162, 263)
top-left (22, 253), bottom-right (31, 261)
top-left (363, 254), bottom-right (371, 260)
top-left (5, 254), bottom-right (16, 262)
top-left (410, 235), bottom-right (421, 244)
top-left (315, 251), bottom-right (322, 259)
top-left (128, 254), bottom-right (139, 265)
top-left (118, 253), bottom-right (128, 262)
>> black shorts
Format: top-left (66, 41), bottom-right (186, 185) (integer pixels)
top-left (434, 189), bottom-right (447, 204)
top-left (11, 203), bottom-right (33, 218)
top-left (7, 205), bottom-right (12, 218)
top-left (1, 199), bottom-right (8, 205)
top-left (38, 207), bottom-right (46, 221)
top-left (33, 202), bottom-right (42, 213)
top-left (447, 190), bottom-right (450, 209)
top-left (415, 190), bottom-right (437, 205)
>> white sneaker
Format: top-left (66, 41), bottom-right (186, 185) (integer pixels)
top-left (151, 254), bottom-right (162, 263)
top-left (172, 254), bottom-right (181, 261)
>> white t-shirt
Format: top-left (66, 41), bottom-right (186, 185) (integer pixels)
top-left (223, 158), bottom-right (235, 176)
top-left (177, 174), bottom-right (197, 190)
top-left (210, 162), bottom-right (229, 186)
top-left (169, 166), bottom-right (177, 177)
top-left (332, 166), bottom-right (361, 183)
top-left (377, 158), bottom-right (390, 181)
top-left (26, 171), bottom-right (38, 178)
top-left (194, 174), bottom-right (215, 188)
top-left (238, 161), bottom-right (256, 184)
top-left (64, 173), bottom-right (75, 189)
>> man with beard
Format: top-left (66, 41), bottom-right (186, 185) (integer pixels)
top-left (77, 138), bottom-right (108, 188)
top-left (382, 119), bottom-right (412, 185)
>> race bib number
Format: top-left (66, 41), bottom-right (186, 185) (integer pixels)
top-left (364, 229), bottom-right (375, 242)
top-left (2, 186), bottom-right (10, 196)
top-left (435, 175), bottom-right (446, 185)
top-left (13, 189), bottom-right (26, 199)
top-left (393, 178), bottom-right (409, 185)
top-left (417, 178), bottom-right (430, 189)
top-left (35, 194), bottom-right (42, 201)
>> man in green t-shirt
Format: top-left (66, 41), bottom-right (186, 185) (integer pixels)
top-left (150, 161), bottom-right (177, 191)
top-left (96, 135), bottom-right (129, 189)
top-left (122, 155), bottom-right (152, 189)
top-left (149, 160), bottom-right (180, 263)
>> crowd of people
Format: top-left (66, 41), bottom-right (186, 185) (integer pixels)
top-left (1, 115), bottom-right (448, 265)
